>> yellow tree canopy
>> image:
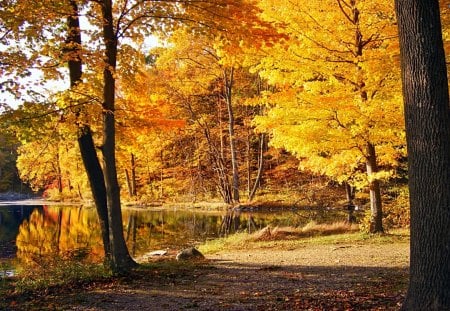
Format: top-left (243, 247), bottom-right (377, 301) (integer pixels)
top-left (253, 0), bottom-right (405, 187)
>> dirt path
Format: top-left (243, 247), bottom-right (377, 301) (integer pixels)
top-left (7, 241), bottom-right (409, 310)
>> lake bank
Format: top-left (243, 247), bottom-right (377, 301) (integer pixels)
top-left (1, 230), bottom-right (410, 310)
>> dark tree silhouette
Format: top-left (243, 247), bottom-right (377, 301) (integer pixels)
top-left (395, 1), bottom-right (450, 309)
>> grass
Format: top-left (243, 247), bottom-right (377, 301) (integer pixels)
top-left (199, 221), bottom-right (410, 254)
top-left (8, 255), bottom-right (111, 294)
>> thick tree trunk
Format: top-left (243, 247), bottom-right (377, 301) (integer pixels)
top-left (77, 126), bottom-right (111, 259)
top-left (66, 0), bottom-right (111, 261)
top-left (101, 0), bottom-right (136, 273)
top-left (365, 143), bottom-right (383, 233)
top-left (223, 68), bottom-right (240, 203)
top-left (395, 1), bottom-right (450, 309)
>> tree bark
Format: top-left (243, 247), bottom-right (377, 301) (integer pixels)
top-left (101, 0), bottom-right (136, 273)
top-left (130, 153), bottom-right (137, 196)
top-left (66, 0), bottom-right (111, 261)
top-left (223, 68), bottom-right (240, 203)
top-left (365, 143), bottom-right (383, 233)
top-left (248, 133), bottom-right (265, 201)
top-left (56, 151), bottom-right (63, 194)
top-left (395, 1), bottom-right (450, 309)
top-left (77, 126), bottom-right (111, 259)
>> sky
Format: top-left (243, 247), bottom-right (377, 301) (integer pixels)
top-left (0, 16), bottom-right (160, 111)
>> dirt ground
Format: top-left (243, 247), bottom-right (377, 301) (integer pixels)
top-left (5, 241), bottom-right (409, 310)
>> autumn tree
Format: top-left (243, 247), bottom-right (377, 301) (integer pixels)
top-left (150, 1), bottom-right (280, 204)
top-left (395, 0), bottom-right (450, 309)
top-left (253, 0), bottom-right (404, 232)
top-left (115, 65), bottom-right (186, 201)
top-left (88, 0), bottom-right (269, 269)
top-left (64, 0), bottom-right (112, 264)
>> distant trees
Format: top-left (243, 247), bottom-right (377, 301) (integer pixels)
top-left (0, 126), bottom-right (22, 192)
top-left (152, 27), bottom-right (267, 204)
top-left (395, 0), bottom-right (450, 309)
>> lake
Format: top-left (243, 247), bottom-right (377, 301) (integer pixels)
top-left (0, 201), bottom-right (348, 274)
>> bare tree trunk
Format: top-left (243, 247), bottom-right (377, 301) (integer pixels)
top-left (223, 68), bottom-right (240, 203)
top-left (246, 131), bottom-right (251, 196)
top-left (130, 153), bottom-right (137, 196)
top-left (124, 154), bottom-right (137, 198)
top-left (100, 0), bottom-right (136, 273)
top-left (365, 143), bottom-right (383, 233)
top-left (203, 127), bottom-right (232, 204)
top-left (344, 181), bottom-right (356, 223)
top-left (56, 151), bottom-right (63, 194)
top-left (125, 169), bottom-right (132, 197)
top-left (248, 133), bottom-right (265, 201)
top-left (159, 150), bottom-right (164, 199)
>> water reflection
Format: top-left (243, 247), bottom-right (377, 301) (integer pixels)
top-left (16, 206), bottom-right (103, 264)
top-left (0, 205), bottom-right (38, 260)
top-left (1, 205), bottom-right (347, 266)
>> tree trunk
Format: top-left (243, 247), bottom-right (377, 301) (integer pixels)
top-left (101, 0), bottom-right (136, 273)
top-left (396, 1), bottom-right (450, 309)
top-left (346, 0), bottom-right (384, 232)
top-left (130, 153), bottom-right (137, 196)
top-left (125, 169), bottom-right (132, 197)
top-left (77, 126), bottom-right (111, 260)
top-left (223, 68), bottom-right (240, 203)
top-left (159, 150), bottom-right (164, 199)
top-left (66, 0), bottom-right (111, 261)
top-left (365, 143), bottom-right (383, 233)
top-left (248, 133), bottom-right (265, 201)
top-left (56, 151), bottom-right (63, 194)
top-left (344, 182), bottom-right (356, 223)
top-left (203, 127), bottom-right (232, 204)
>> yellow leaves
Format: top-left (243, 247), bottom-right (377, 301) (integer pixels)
top-left (252, 0), bottom-right (405, 188)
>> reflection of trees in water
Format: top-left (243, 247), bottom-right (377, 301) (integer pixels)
top-left (122, 210), bottom-right (223, 256)
top-left (13, 206), bottom-right (349, 265)
top-left (219, 210), bottom-right (259, 237)
top-left (218, 208), bottom-right (348, 237)
top-left (16, 206), bottom-right (103, 265)
top-left (125, 212), bottom-right (138, 256)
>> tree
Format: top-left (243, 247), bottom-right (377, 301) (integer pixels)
top-left (64, 0), bottom-right (112, 264)
top-left (254, 0), bottom-right (404, 232)
top-left (395, 0), bottom-right (450, 309)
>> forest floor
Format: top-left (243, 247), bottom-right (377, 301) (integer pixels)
top-left (2, 231), bottom-right (409, 310)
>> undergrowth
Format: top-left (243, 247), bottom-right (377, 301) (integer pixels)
top-left (11, 255), bottom-right (111, 294)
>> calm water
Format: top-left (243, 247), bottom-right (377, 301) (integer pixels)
top-left (0, 202), bottom-right (347, 273)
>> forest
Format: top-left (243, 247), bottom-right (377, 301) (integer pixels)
top-left (3, 0), bottom-right (447, 228)
top-left (1, 0), bottom-right (450, 309)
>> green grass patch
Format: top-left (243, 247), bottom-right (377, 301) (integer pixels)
top-left (11, 256), bottom-right (111, 294)
top-left (199, 222), bottom-right (410, 254)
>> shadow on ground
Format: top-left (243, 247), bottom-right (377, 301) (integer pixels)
top-left (5, 260), bottom-right (408, 310)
